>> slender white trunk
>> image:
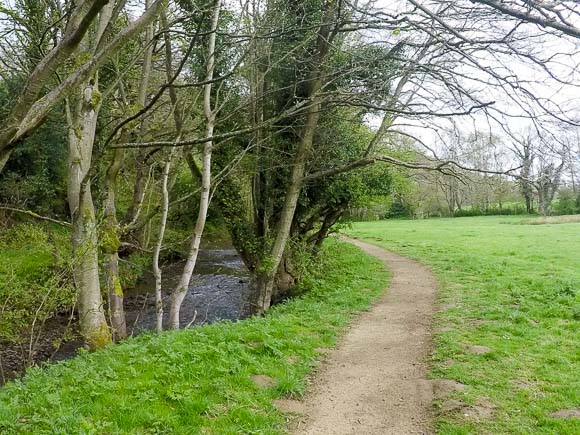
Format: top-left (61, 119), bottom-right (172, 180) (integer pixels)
top-left (126, 0), bottom-right (156, 227)
top-left (169, 0), bottom-right (221, 329)
top-left (152, 152), bottom-right (173, 332)
top-left (103, 146), bottom-right (127, 340)
top-left (152, 11), bottom-right (187, 331)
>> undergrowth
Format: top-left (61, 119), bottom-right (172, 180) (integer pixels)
top-left (0, 223), bottom-right (74, 343)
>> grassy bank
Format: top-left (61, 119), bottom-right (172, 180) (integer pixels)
top-left (348, 216), bottom-right (580, 434)
top-left (0, 239), bottom-right (388, 434)
top-left (0, 222), bottom-right (150, 350)
top-left (0, 223), bottom-right (73, 343)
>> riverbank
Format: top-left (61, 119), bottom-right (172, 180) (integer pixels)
top-left (0, 220), bottom-right (256, 384)
top-left (0, 239), bottom-right (388, 433)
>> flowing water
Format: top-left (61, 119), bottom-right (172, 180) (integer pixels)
top-left (0, 248), bottom-right (253, 385)
top-left (125, 248), bottom-right (254, 331)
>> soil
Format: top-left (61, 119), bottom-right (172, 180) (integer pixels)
top-left (549, 409), bottom-right (580, 419)
top-left (438, 397), bottom-right (496, 422)
top-left (289, 237), bottom-right (437, 435)
top-left (251, 374), bottom-right (276, 388)
top-left (466, 345), bottom-right (492, 355)
top-left (432, 380), bottom-right (466, 397)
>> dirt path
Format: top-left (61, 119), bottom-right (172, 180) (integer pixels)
top-left (290, 237), bottom-right (437, 435)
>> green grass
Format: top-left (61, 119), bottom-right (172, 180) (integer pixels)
top-left (0, 239), bottom-right (389, 434)
top-left (0, 224), bottom-right (60, 279)
top-left (347, 216), bottom-right (580, 434)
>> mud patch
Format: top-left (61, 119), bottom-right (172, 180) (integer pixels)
top-left (274, 398), bottom-right (305, 414)
top-left (433, 379), bottom-right (466, 398)
top-left (251, 374), bottom-right (276, 388)
top-left (439, 399), bottom-right (467, 414)
top-left (439, 397), bottom-right (496, 421)
top-left (466, 345), bottom-right (492, 355)
top-left (511, 380), bottom-right (531, 390)
top-left (439, 359), bottom-right (455, 369)
top-left (549, 409), bottom-right (580, 419)
top-left (287, 356), bottom-right (300, 365)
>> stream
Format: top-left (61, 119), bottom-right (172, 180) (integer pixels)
top-left (125, 248), bottom-right (254, 331)
top-left (0, 248), bottom-right (253, 385)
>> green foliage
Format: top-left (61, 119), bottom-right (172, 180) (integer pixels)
top-left (553, 188), bottom-right (580, 216)
top-left (348, 216), bottom-right (580, 434)
top-left (387, 195), bottom-right (412, 218)
top-left (0, 8), bottom-right (68, 216)
top-left (0, 110), bottom-right (68, 216)
top-left (118, 251), bottom-right (151, 290)
top-left (0, 239), bottom-right (388, 434)
top-left (0, 224), bottom-right (74, 343)
top-left (453, 204), bottom-right (528, 217)
top-left (293, 109), bottom-right (401, 246)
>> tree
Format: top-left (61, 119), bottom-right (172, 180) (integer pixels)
top-left (467, 0), bottom-right (580, 39)
top-left (511, 130), bottom-right (570, 216)
top-left (2, 0), bottom-right (579, 349)
top-left (0, 0), bottom-right (166, 173)
top-left (169, 0), bottom-right (222, 329)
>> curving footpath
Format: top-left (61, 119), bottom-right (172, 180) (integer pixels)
top-left (292, 237), bottom-right (437, 435)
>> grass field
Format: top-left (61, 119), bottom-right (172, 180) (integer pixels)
top-left (0, 239), bottom-right (388, 434)
top-left (348, 216), bottom-right (580, 434)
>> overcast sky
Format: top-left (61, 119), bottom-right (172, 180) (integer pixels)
top-left (366, 0), bottom-right (580, 162)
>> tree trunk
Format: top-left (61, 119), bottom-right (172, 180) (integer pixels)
top-left (150, 11), bottom-right (184, 332)
top-left (168, 0), bottom-right (221, 329)
top-left (103, 147), bottom-right (127, 340)
top-left (152, 154), bottom-right (173, 332)
top-left (310, 207), bottom-right (344, 255)
top-left (254, 3), bottom-right (337, 312)
top-left (272, 253), bottom-right (299, 303)
top-left (125, 0), bottom-right (156, 229)
top-left (0, 151), bottom-right (11, 174)
top-left (67, 80), bottom-right (111, 350)
top-left (525, 194), bottom-right (532, 214)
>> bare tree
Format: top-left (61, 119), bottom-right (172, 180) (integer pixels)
top-left (511, 129), bottom-right (569, 215)
top-left (467, 0), bottom-right (580, 39)
top-left (512, 135), bottom-right (535, 213)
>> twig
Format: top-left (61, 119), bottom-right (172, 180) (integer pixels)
top-left (0, 206), bottom-right (71, 227)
